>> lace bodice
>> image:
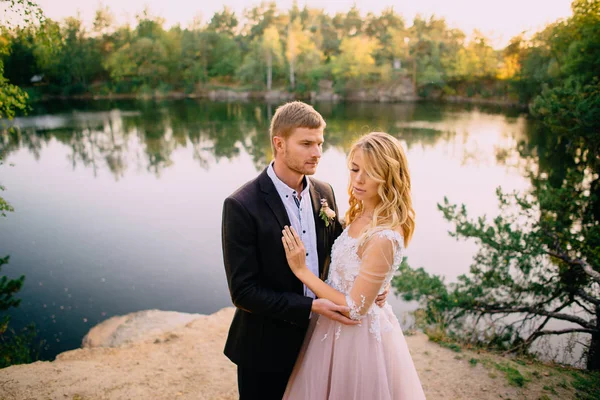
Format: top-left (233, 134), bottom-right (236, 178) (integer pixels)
top-left (323, 227), bottom-right (404, 341)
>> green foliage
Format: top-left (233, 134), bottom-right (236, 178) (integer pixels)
top-left (0, 34), bottom-right (28, 119)
top-left (207, 6), bottom-right (238, 35)
top-left (570, 370), bottom-right (600, 400)
top-left (494, 362), bottom-right (529, 387)
top-left (330, 35), bottom-right (378, 83)
top-left (392, 1), bottom-right (600, 371)
top-left (3, 1), bottom-right (596, 100)
top-left (0, 322), bottom-right (39, 368)
top-left (0, 160), bottom-right (39, 368)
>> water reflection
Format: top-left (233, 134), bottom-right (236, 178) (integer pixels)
top-left (2, 100), bottom-right (530, 177)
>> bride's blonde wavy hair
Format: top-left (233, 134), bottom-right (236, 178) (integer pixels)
top-left (344, 132), bottom-right (415, 248)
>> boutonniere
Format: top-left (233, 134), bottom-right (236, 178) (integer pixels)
top-left (319, 198), bottom-right (336, 227)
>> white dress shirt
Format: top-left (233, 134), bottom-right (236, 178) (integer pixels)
top-left (267, 161), bottom-right (319, 299)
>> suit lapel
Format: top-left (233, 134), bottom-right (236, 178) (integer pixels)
top-left (259, 169), bottom-right (290, 230)
top-left (260, 169), bottom-right (329, 282)
top-left (309, 180), bottom-right (327, 280)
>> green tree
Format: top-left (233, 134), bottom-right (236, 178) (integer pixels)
top-left (0, 0), bottom-right (43, 368)
top-left (0, 38), bottom-right (28, 119)
top-left (207, 6), bottom-right (238, 35)
top-left (330, 35), bottom-right (378, 84)
top-left (286, 19), bottom-right (301, 90)
top-left (364, 7), bottom-right (405, 66)
top-left (179, 30), bottom-right (209, 90)
top-left (105, 37), bottom-right (168, 89)
top-left (0, 0), bottom-right (46, 119)
top-left (103, 15), bottom-right (172, 91)
top-left (394, 77), bottom-right (600, 370)
top-left (261, 25), bottom-right (283, 90)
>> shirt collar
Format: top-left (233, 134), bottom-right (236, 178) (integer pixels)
top-left (267, 161), bottom-right (311, 196)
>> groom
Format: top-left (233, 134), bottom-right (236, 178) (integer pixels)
top-left (221, 101), bottom-right (387, 399)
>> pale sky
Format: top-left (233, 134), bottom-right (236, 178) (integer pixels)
top-left (35, 0), bottom-right (573, 47)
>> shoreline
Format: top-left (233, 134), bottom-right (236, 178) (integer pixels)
top-left (31, 90), bottom-right (528, 109)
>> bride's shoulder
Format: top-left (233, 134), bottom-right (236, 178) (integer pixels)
top-left (367, 228), bottom-right (404, 247)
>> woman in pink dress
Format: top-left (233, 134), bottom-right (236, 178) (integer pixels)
top-left (281, 131), bottom-right (426, 399)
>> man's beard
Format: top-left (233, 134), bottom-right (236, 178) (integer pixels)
top-left (284, 154), bottom-right (318, 176)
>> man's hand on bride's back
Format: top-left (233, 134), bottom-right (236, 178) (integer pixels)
top-left (311, 298), bottom-right (361, 325)
top-left (375, 283), bottom-right (390, 308)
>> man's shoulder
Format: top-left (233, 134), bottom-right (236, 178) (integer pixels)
top-left (309, 176), bottom-right (335, 196)
top-left (226, 175), bottom-right (261, 204)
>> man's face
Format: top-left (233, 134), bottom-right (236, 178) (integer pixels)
top-left (277, 127), bottom-right (324, 176)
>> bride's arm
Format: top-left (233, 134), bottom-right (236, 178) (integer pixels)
top-left (282, 226), bottom-right (395, 320)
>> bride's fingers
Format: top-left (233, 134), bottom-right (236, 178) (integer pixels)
top-left (289, 226), bottom-right (302, 248)
top-left (281, 236), bottom-right (292, 253)
top-left (283, 225), bottom-right (295, 246)
top-left (283, 226), bottom-right (296, 249)
top-left (285, 226), bottom-right (301, 249)
top-left (282, 227), bottom-right (295, 251)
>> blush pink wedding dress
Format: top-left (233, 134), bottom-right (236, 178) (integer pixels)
top-left (283, 228), bottom-right (426, 400)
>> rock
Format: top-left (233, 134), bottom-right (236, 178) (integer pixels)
top-left (264, 90), bottom-right (294, 101)
top-left (207, 90), bottom-right (250, 101)
top-left (81, 309), bottom-right (203, 348)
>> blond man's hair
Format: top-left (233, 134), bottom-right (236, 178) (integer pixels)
top-left (269, 101), bottom-right (326, 156)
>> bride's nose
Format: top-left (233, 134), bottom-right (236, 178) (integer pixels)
top-left (354, 172), bottom-right (365, 184)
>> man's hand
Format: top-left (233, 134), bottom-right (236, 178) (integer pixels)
top-left (375, 283), bottom-right (391, 307)
top-left (311, 298), bottom-right (361, 326)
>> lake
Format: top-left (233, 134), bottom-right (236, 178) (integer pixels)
top-left (0, 99), bottom-right (534, 361)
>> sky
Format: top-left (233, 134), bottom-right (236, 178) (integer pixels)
top-left (34, 0), bottom-right (574, 48)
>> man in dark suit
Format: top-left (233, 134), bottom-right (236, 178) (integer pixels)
top-left (222, 101), bottom-right (387, 399)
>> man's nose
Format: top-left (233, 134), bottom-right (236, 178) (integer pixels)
top-left (312, 145), bottom-right (322, 158)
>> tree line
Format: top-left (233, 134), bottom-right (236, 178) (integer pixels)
top-left (0, 1), bottom-right (582, 103)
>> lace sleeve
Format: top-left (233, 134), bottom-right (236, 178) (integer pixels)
top-left (345, 231), bottom-right (400, 320)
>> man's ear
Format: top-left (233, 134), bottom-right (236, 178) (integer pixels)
top-left (273, 136), bottom-right (285, 154)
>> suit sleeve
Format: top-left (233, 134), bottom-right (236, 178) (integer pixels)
top-left (329, 184), bottom-right (344, 239)
top-left (222, 196), bottom-right (313, 325)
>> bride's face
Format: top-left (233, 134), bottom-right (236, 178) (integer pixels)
top-left (349, 148), bottom-right (379, 205)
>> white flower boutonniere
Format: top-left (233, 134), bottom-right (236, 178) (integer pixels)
top-left (319, 198), bottom-right (336, 227)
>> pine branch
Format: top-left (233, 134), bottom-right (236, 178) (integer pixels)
top-left (528, 328), bottom-right (596, 338)
top-left (574, 299), bottom-right (595, 315)
top-left (507, 326), bottom-right (597, 355)
top-left (480, 306), bottom-right (595, 330)
top-left (576, 288), bottom-right (600, 306)
top-left (546, 250), bottom-right (600, 284)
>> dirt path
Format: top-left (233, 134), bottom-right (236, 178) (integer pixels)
top-left (0, 307), bottom-right (581, 400)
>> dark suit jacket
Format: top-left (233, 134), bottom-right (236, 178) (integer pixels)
top-left (222, 168), bottom-right (344, 372)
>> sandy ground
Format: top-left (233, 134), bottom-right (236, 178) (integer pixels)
top-left (0, 307), bottom-right (580, 400)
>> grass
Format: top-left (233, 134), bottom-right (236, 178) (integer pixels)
top-left (494, 362), bottom-right (529, 387)
top-left (421, 322), bottom-right (599, 398)
top-left (542, 384), bottom-right (557, 394)
top-left (569, 370), bottom-right (600, 400)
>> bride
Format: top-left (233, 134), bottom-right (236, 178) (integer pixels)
top-left (281, 132), bottom-right (426, 399)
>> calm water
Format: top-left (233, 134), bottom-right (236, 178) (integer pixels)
top-left (0, 100), bottom-right (534, 360)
